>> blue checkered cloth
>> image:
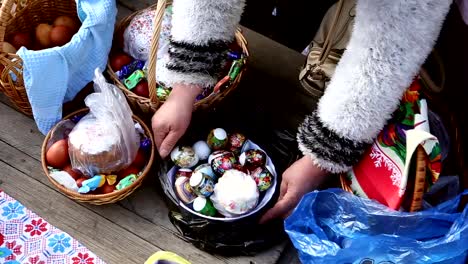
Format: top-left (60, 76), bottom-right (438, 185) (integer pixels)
top-left (16, 0), bottom-right (117, 134)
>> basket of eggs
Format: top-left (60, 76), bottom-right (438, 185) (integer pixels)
top-left (106, 0), bottom-right (249, 118)
top-left (0, 0), bottom-right (81, 115)
top-left (41, 70), bottom-right (155, 205)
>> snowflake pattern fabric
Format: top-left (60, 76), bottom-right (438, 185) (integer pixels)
top-left (343, 79), bottom-right (442, 210)
top-left (0, 190), bottom-right (105, 264)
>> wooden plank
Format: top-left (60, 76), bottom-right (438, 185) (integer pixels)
top-left (0, 103), bottom-right (286, 263)
top-left (0, 159), bottom-right (161, 264)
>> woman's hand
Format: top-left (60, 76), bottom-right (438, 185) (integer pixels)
top-left (260, 156), bottom-right (328, 223)
top-left (152, 83), bottom-right (202, 158)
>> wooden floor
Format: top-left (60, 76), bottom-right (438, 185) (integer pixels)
top-left (0, 2), bottom-right (315, 263)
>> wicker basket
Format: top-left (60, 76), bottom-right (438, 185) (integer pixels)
top-left (106, 0), bottom-right (249, 118)
top-left (41, 108), bottom-right (155, 205)
top-left (0, 0), bottom-right (79, 116)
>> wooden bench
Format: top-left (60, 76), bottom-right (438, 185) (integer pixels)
top-left (0, 2), bottom-right (317, 263)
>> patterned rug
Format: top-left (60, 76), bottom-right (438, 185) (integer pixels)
top-left (0, 190), bottom-right (105, 264)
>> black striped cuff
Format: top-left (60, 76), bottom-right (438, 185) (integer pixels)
top-left (297, 112), bottom-right (368, 173)
top-left (165, 39), bottom-right (229, 81)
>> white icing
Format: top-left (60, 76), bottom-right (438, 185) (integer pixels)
top-left (69, 118), bottom-right (120, 155)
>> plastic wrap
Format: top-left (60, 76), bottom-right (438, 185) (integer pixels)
top-left (68, 69), bottom-right (139, 176)
top-left (285, 188), bottom-right (468, 264)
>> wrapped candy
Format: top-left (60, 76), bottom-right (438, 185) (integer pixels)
top-left (50, 171), bottom-right (79, 192)
top-left (78, 175), bottom-right (106, 194)
top-left (116, 174), bottom-right (137, 190)
top-left (210, 170), bottom-right (259, 217)
top-left (106, 175), bottom-right (118, 186)
top-left (171, 146), bottom-right (199, 168)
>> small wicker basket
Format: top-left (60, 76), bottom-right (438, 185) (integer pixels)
top-left (0, 0), bottom-right (79, 116)
top-left (41, 108), bottom-right (155, 205)
top-left (106, 0), bottom-right (249, 118)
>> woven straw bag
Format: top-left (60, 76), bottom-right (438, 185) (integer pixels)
top-left (106, 0), bottom-right (249, 118)
top-left (0, 0), bottom-right (79, 116)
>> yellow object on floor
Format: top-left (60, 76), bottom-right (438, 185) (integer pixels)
top-left (145, 251), bottom-right (191, 264)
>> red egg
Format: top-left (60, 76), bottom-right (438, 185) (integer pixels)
top-left (131, 149), bottom-right (146, 169)
top-left (63, 164), bottom-right (82, 180)
top-left (100, 183), bottom-right (116, 194)
top-left (49, 26), bottom-right (75, 47)
top-left (117, 166), bottom-right (140, 180)
top-left (133, 81), bottom-right (149, 98)
top-left (46, 139), bottom-right (69, 169)
top-left (110, 52), bottom-right (133, 71)
top-left (76, 177), bottom-right (87, 188)
top-left (10, 32), bottom-right (33, 50)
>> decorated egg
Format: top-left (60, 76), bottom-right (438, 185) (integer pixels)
top-left (228, 133), bottom-right (246, 155)
top-left (251, 167), bottom-right (273, 191)
top-left (193, 163), bottom-right (217, 181)
top-left (175, 168), bottom-right (193, 179)
top-left (232, 164), bottom-right (249, 174)
top-left (207, 128), bottom-right (228, 150)
top-left (239, 149), bottom-right (267, 170)
top-left (174, 176), bottom-right (197, 204)
top-left (208, 150), bottom-right (232, 165)
top-left (189, 171), bottom-right (215, 197)
top-left (210, 151), bottom-right (238, 176)
top-left (63, 164), bottom-right (82, 180)
top-left (170, 146), bottom-right (199, 168)
top-left (192, 141), bottom-right (211, 160)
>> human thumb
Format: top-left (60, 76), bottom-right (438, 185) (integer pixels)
top-left (159, 131), bottom-right (182, 158)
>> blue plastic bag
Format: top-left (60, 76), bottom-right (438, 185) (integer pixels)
top-left (285, 189), bottom-right (468, 264)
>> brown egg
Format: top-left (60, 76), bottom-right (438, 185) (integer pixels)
top-left (10, 33), bottom-right (33, 50)
top-left (131, 149), bottom-right (147, 170)
top-left (76, 177), bottom-right (87, 188)
top-left (53, 16), bottom-right (80, 32)
top-left (117, 166), bottom-right (140, 180)
top-left (110, 52), bottom-right (133, 71)
top-left (46, 139), bottom-right (69, 169)
top-left (100, 183), bottom-right (116, 194)
top-left (2, 42), bottom-right (17, 53)
top-left (133, 81), bottom-right (149, 98)
top-left (50, 26), bottom-right (75, 47)
top-left (63, 164), bottom-right (82, 180)
top-left (36, 24), bottom-right (53, 48)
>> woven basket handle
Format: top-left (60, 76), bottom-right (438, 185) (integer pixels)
top-left (0, 0), bottom-right (20, 51)
top-left (147, 0), bottom-right (168, 104)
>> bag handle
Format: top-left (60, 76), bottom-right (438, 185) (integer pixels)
top-left (317, 0), bottom-right (346, 65)
top-left (146, 0), bottom-right (169, 105)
